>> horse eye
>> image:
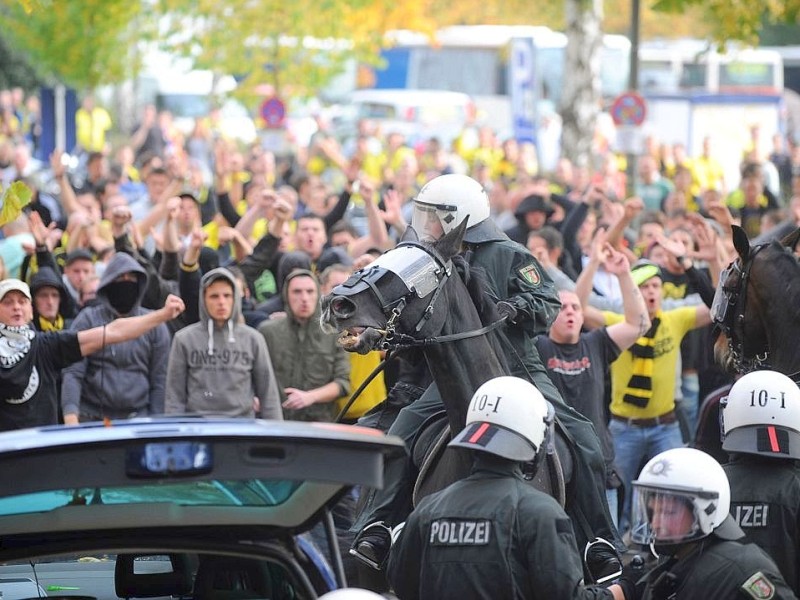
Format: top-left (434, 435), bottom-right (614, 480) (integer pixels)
top-left (331, 297), bottom-right (355, 317)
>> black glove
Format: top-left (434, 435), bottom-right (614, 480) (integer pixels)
top-left (584, 537), bottom-right (622, 585)
top-left (615, 574), bottom-right (637, 600)
top-left (496, 300), bottom-right (518, 322)
top-left (616, 555), bottom-right (646, 600)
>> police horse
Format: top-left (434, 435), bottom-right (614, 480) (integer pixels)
top-left (698, 224), bottom-right (800, 458)
top-left (326, 221), bottom-right (664, 575)
top-left (322, 221), bottom-right (570, 504)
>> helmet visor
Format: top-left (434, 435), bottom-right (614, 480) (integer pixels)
top-left (630, 486), bottom-right (705, 545)
top-left (411, 201), bottom-right (458, 241)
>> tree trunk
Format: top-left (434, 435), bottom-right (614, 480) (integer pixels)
top-left (560, 0), bottom-right (603, 170)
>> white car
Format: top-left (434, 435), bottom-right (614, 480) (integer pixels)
top-left (0, 418), bottom-right (404, 598)
top-left (333, 88), bottom-right (477, 148)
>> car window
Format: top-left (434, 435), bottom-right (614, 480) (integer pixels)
top-left (357, 102), bottom-right (398, 119)
top-left (0, 479), bottom-right (302, 518)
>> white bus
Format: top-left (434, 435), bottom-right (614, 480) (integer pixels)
top-left (366, 25), bottom-right (631, 139)
top-left (638, 40), bottom-right (783, 95)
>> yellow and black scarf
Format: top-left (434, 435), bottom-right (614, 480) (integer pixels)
top-left (37, 314), bottom-right (64, 332)
top-left (623, 314), bottom-right (661, 408)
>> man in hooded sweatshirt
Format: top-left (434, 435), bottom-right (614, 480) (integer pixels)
top-left (61, 252), bottom-right (171, 424)
top-left (258, 269), bottom-right (350, 422)
top-left (164, 267), bottom-right (282, 419)
top-left (30, 266), bottom-right (77, 333)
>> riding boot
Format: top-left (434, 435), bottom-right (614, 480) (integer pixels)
top-left (350, 521), bottom-right (392, 570)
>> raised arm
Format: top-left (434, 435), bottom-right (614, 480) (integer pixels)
top-left (604, 247), bottom-right (650, 351)
top-left (77, 294), bottom-right (185, 357)
top-left (574, 229), bottom-right (608, 330)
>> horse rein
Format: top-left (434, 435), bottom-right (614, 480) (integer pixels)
top-left (716, 244), bottom-right (769, 373)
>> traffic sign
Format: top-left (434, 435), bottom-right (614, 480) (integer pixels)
top-left (610, 91), bottom-right (647, 127)
top-left (259, 97), bottom-right (286, 129)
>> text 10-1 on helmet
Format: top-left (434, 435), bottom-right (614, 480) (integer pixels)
top-left (721, 370), bottom-right (800, 459)
top-left (449, 376), bottom-right (554, 462)
top-left (631, 448), bottom-right (731, 548)
top-left (411, 174), bottom-right (490, 241)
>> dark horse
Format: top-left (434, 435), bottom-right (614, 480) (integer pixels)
top-left (321, 222), bottom-right (582, 535)
top-left (697, 224), bottom-right (800, 459)
top-left (713, 224), bottom-right (800, 376)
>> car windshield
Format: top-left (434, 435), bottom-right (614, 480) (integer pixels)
top-left (0, 479), bottom-right (301, 517)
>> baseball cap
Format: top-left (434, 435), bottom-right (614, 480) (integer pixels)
top-left (631, 259), bottom-right (662, 287)
top-left (0, 279), bottom-right (31, 301)
top-left (65, 248), bottom-right (94, 266)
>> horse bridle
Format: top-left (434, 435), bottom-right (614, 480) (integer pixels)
top-left (334, 242), bottom-right (508, 350)
top-left (712, 244), bottom-right (769, 373)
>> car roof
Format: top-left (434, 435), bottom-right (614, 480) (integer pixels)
top-left (348, 88), bottom-right (474, 106)
top-left (0, 418), bottom-right (404, 541)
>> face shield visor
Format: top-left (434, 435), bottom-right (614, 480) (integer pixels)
top-left (411, 200), bottom-right (459, 241)
top-left (630, 485), bottom-right (711, 546)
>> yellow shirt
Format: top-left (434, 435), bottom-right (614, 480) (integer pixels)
top-left (75, 107), bottom-right (112, 153)
top-left (692, 156), bottom-right (725, 195)
top-left (335, 351), bottom-right (387, 420)
top-left (604, 307), bottom-right (697, 419)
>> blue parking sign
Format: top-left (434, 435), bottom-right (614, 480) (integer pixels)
top-left (509, 38), bottom-right (537, 144)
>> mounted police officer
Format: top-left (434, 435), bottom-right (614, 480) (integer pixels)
top-left (351, 174), bottom-right (621, 569)
top-left (722, 369), bottom-right (800, 594)
top-left (387, 376), bottom-right (629, 600)
top-left (630, 447), bottom-right (795, 599)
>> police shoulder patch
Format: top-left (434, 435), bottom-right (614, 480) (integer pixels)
top-left (519, 264), bottom-right (541, 286)
top-left (741, 572), bottom-right (776, 600)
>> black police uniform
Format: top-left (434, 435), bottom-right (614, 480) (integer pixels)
top-left (637, 519), bottom-right (796, 600)
top-left (354, 219), bottom-right (622, 555)
top-left (724, 455), bottom-right (800, 593)
top-left (387, 456), bottom-right (615, 600)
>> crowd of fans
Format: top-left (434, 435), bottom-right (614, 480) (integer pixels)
top-left (2, 88), bottom-right (800, 534)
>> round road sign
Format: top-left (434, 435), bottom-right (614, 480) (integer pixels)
top-left (260, 97), bottom-right (286, 129)
top-left (610, 92), bottom-right (647, 127)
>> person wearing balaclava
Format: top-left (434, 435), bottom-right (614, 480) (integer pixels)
top-left (61, 252), bottom-right (171, 424)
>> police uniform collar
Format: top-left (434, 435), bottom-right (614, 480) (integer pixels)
top-left (711, 515), bottom-right (745, 541)
top-left (463, 218), bottom-right (509, 244)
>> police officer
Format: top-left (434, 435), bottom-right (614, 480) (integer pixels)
top-left (387, 376), bottom-right (628, 600)
top-left (630, 447), bottom-right (796, 599)
top-left (351, 174), bottom-right (620, 568)
top-left (721, 370), bottom-right (800, 593)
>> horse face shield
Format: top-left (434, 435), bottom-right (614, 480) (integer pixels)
top-left (711, 261), bottom-right (743, 334)
top-left (332, 245), bottom-right (446, 316)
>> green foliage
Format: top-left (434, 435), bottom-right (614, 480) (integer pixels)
top-left (0, 0), bottom-right (148, 90)
top-left (160, 0), bottom-right (375, 105)
top-left (650, 0), bottom-right (800, 46)
top-left (0, 31), bottom-right (42, 91)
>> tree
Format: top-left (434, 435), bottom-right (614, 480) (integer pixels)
top-left (650, 0), bottom-right (800, 47)
top-left (560, 0), bottom-right (603, 169)
top-left (0, 0), bottom-right (148, 91)
top-left (0, 32), bottom-right (42, 92)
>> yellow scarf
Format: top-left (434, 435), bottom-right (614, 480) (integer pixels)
top-left (38, 314), bottom-right (64, 332)
top-left (623, 313), bottom-right (661, 408)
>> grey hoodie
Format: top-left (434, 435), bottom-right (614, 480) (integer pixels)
top-left (61, 252), bottom-right (170, 420)
top-left (165, 268), bottom-right (281, 419)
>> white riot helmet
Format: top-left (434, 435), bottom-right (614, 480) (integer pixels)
top-left (631, 448), bottom-right (731, 548)
top-left (411, 174), bottom-right (490, 241)
top-left (721, 370), bottom-right (800, 459)
top-left (449, 376), bottom-right (554, 462)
